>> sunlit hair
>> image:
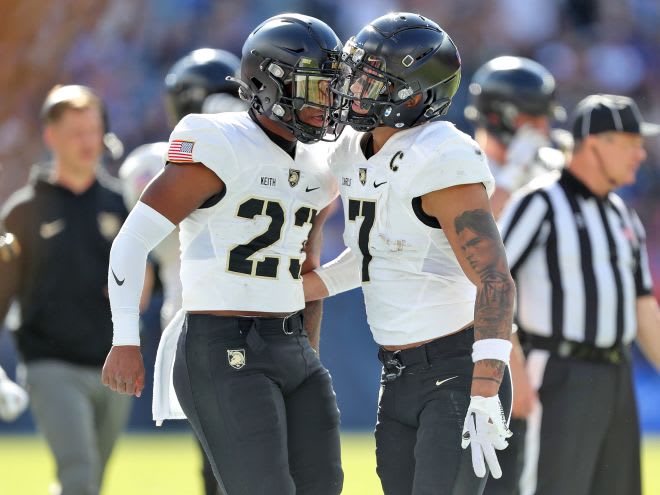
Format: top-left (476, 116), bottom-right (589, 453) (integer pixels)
top-left (41, 85), bottom-right (103, 125)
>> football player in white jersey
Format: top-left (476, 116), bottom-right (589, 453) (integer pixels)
top-left (465, 56), bottom-right (568, 495)
top-left (119, 48), bottom-right (246, 495)
top-left (304, 13), bottom-right (515, 494)
top-left (101, 14), bottom-right (344, 495)
top-left (120, 49), bottom-right (245, 329)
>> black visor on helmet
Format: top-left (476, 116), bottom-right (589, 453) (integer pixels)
top-left (261, 53), bottom-right (343, 142)
top-left (291, 57), bottom-right (339, 109)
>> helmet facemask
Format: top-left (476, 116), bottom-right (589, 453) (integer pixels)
top-left (254, 52), bottom-right (344, 143)
top-left (333, 38), bottom-right (421, 132)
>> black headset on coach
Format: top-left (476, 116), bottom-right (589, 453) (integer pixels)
top-left (234, 13), bottom-right (344, 143)
top-left (333, 12), bottom-right (462, 133)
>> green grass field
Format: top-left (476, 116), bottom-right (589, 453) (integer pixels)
top-left (0, 433), bottom-right (658, 494)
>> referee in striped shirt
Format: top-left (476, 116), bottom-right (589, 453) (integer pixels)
top-left (499, 94), bottom-right (660, 495)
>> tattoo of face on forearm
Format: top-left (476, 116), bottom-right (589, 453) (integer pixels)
top-left (455, 209), bottom-right (514, 339)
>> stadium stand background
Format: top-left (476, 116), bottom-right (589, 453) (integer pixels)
top-left (1, 0), bottom-right (659, 433)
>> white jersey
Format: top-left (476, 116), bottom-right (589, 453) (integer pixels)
top-left (168, 112), bottom-right (337, 312)
top-left (119, 142), bottom-right (182, 325)
top-left (329, 122), bottom-right (495, 345)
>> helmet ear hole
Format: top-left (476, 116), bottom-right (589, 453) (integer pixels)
top-left (404, 93), bottom-right (423, 108)
top-left (250, 77), bottom-right (265, 91)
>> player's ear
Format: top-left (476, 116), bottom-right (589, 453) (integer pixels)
top-left (404, 93), bottom-right (424, 108)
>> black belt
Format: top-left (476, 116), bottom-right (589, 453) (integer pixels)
top-left (186, 312), bottom-right (303, 336)
top-left (378, 326), bottom-right (474, 383)
top-left (186, 312), bottom-right (304, 354)
top-left (518, 332), bottom-right (627, 365)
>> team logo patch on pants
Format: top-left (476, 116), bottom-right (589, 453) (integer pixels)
top-left (227, 349), bottom-right (246, 369)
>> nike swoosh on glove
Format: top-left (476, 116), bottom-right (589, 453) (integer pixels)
top-left (461, 395), bottom-right (512, 479)
top-left (0, 376), bottom-right (29, 422)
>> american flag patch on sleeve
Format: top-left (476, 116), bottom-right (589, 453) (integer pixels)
top-left (167, 139), bottom-right (195, 163)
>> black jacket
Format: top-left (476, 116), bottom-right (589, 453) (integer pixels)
top-left (0, 169), bottom-right (127, 366)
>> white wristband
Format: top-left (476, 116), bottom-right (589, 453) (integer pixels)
top-left (313, 248), bottom-right (361, 297)
top-left (472, 339), bottom-right (512, 365)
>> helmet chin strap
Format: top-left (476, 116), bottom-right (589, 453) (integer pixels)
top-left (591, 145), bottom-right (619, 190)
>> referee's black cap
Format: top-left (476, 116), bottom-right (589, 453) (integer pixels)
top-left (571, 94), bottom-right (660, 140)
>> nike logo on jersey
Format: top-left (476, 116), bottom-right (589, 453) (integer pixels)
top-left (305, 186), bottom-right (320, 192)
top-left (373, 181), bottom-right (387, 188)
top-left (111, 268), bottom-right (125, 286)
top-left (435, 376), bottom-right (458, 387)
top-left (39, 219), bottom-right (65, 239)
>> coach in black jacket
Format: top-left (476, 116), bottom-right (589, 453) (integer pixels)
top-left (498, 94), bottom-right (660, 495)
top-left (0, 85), bottom-right (133, 495)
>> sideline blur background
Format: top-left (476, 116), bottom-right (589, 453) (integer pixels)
top-left (1, 0), bottom-right (659, 492)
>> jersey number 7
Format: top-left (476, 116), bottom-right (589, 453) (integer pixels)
top-left (348, 198), bottom-right (376, 282)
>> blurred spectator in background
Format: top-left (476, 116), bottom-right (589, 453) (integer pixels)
top-left (0, 85), bottom-right (136, 495)
top-left (465, 55), bottom-right (567, 495)
top-left (119, 47), bottom-right (246, 495)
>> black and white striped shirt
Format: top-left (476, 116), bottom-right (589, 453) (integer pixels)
top-left (499, 170), bottom-right (653, 347)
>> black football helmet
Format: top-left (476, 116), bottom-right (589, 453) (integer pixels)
top-left (465, 56), bottom-right (565, 144)
top-left (238, 13), bottom-right (343, 143)
top-left (333, 12), bottom-right (461, 132)
top-left (165, 48), bottom-right (242, 122)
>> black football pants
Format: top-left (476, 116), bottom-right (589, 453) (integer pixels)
top-left (520, 351), bottom-right (641, 495)
top-left (173, 313), bottom-right (343, 495)
top-left (375, 327), bottom-right (513, 495)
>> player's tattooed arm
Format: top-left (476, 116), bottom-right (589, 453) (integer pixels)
top-left (300, 205), bottom-right (332, 353)
top-left (455, 208), bottom-right (514, 394)
top-left (421, 184), bottom-right (515, 396)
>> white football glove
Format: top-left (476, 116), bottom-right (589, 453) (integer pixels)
top-left (461, 395), bottom-right (512, 479)
top-left (497, 125), bottom-right (549, 192)
top-left (0, 371), bottom-right (29, 422)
